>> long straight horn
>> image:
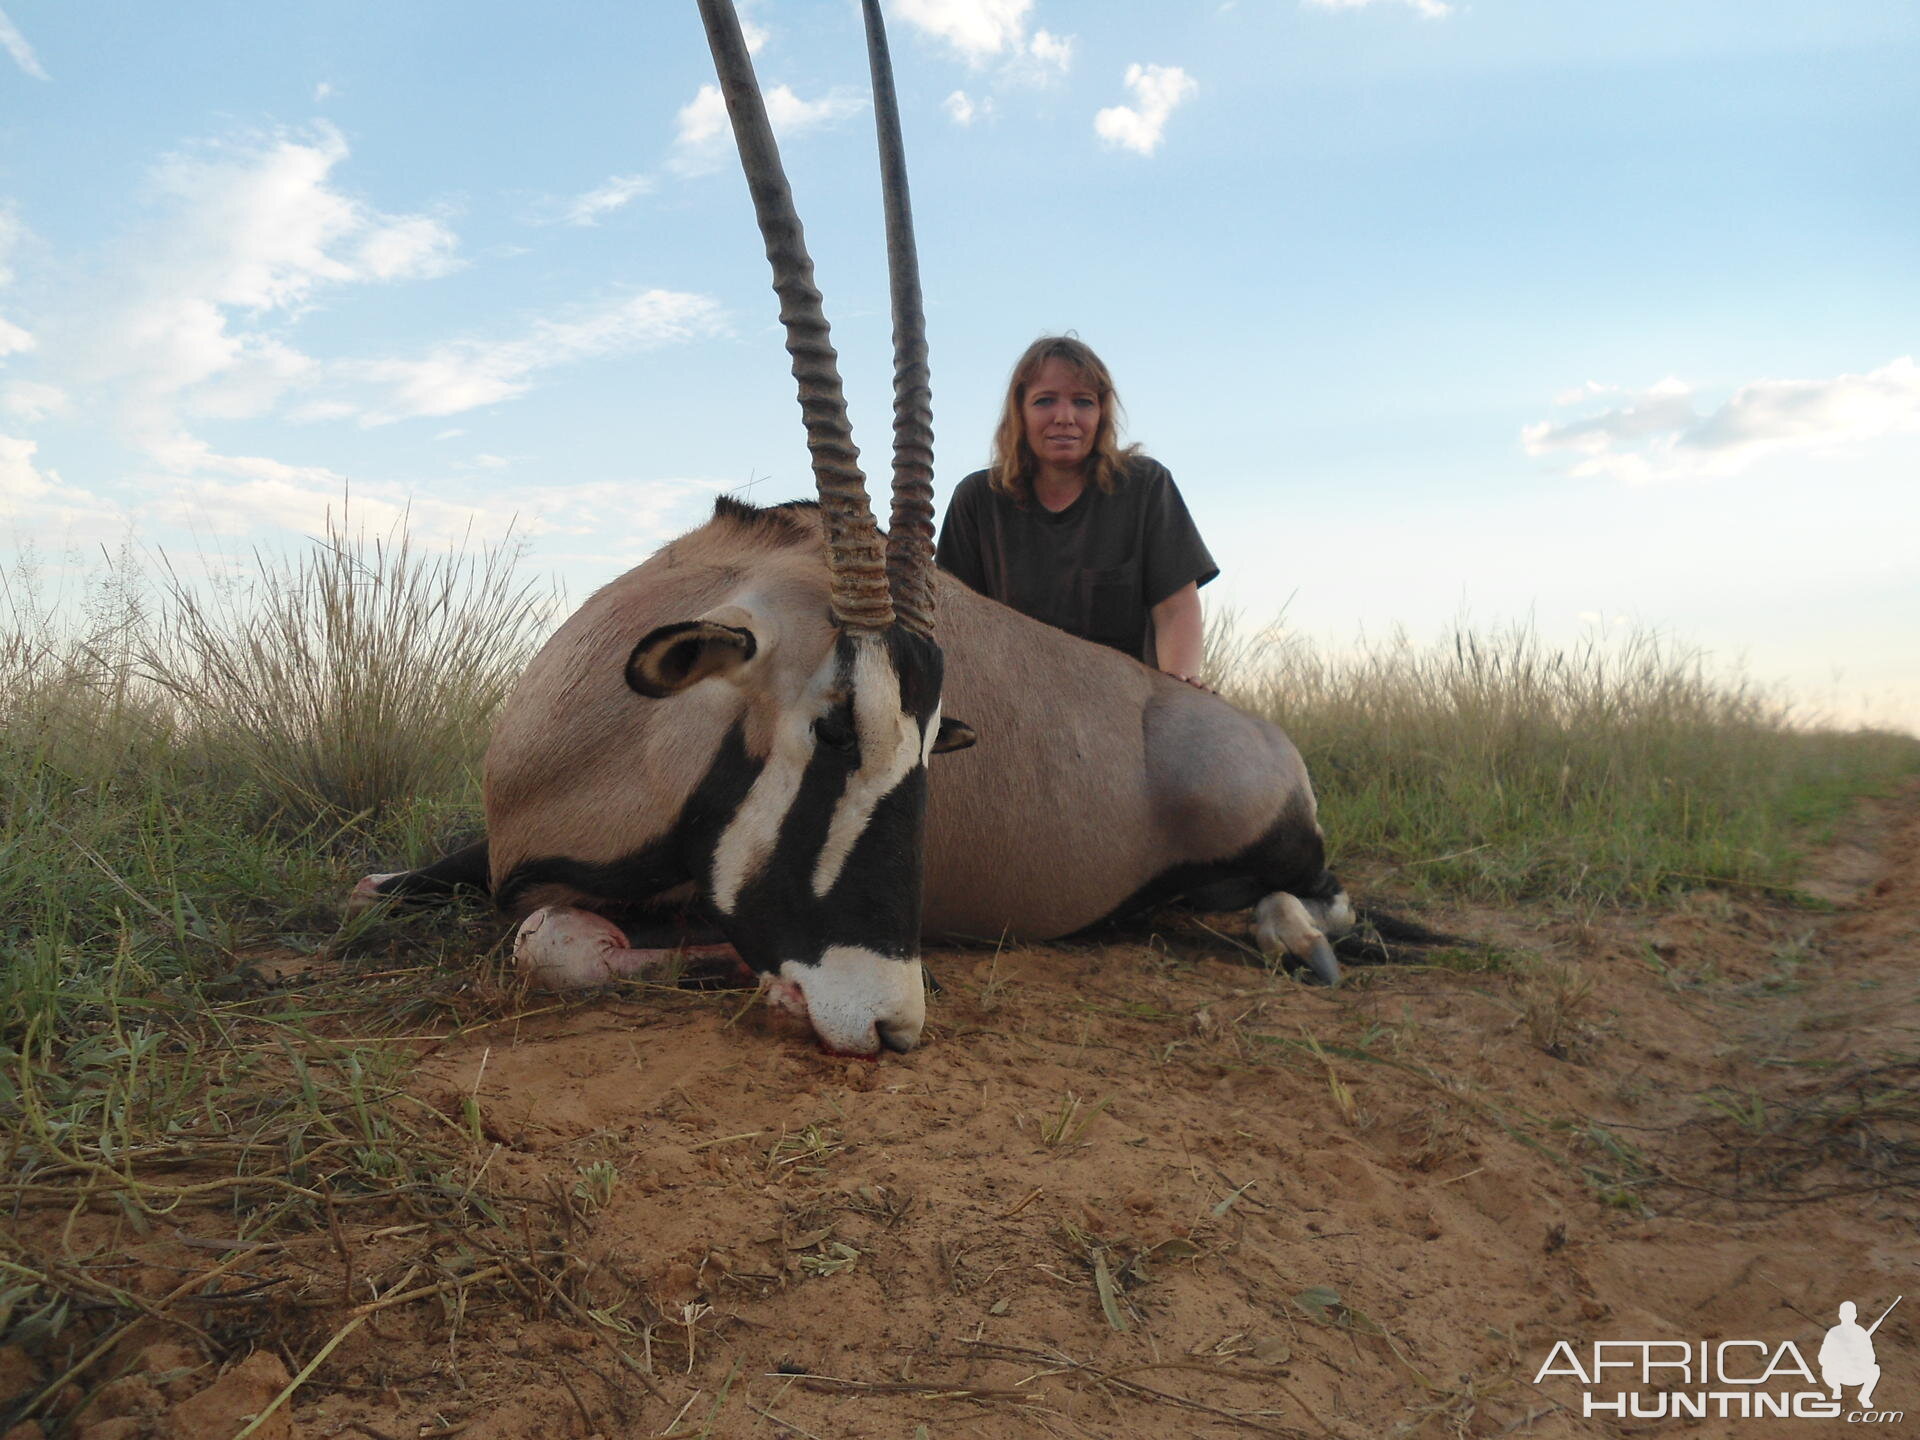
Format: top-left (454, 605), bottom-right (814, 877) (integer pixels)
top-left (696, 0), bottom-right (892, 631)
top-left (859, 0), bottom-right (935, 640)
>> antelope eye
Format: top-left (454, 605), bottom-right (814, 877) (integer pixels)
top-left (813, 713), bottom-right (857, 753)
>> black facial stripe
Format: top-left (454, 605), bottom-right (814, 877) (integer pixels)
top-left (816, 779), bottom-right (925, 952)
top-left (494, 837), bottom-right (689, 914)
top-left (493, 721), bottom-right (762, 914)
top-left (884, 627), bottom-right (946, 728)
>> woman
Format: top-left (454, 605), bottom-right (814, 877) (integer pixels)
top-left (935, 336), bottom-right (1217, 684)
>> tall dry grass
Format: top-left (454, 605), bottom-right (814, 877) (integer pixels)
top-left (1206, 613), bottom-right (1919, 902)
top-left (143, 514), bottom-right (554, 829)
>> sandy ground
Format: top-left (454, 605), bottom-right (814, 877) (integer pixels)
top-left (6, 784), bottom-right (1916, 1439)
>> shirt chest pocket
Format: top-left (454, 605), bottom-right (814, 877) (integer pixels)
top-left (1078, 564), bottom-right (1141, 650)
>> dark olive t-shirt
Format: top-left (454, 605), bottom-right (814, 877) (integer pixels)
top-left (934, 457), bottom-right (1219, 664)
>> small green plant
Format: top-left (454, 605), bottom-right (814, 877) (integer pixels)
top-left (767, 1123), bottom-right (842, 1175)
top-left (1038, 1091), bottom-right (1112, 1148)
top-left (1514, 963), bottom-right (1598, 1059)
top-left (573, 1159), bottom-right (620, 1213)
top-left (1574, 1124), bottom-right (1656, 1214)
top-left (797, 1241), bottom-right (861, 1278)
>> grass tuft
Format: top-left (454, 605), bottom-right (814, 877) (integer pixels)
top-left (142, 509), bottom-right (553, 830)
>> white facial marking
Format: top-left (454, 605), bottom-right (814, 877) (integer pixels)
top-left (919, 701), bottom-right (942, 767)
top-left (810, 637), bottom-right (921, 899)
top-left (778, 946), bottom-right (926, 1055)
top-left (710, 701), bottom-right (814, 914)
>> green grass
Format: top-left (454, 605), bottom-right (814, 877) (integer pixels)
top-left (1207, 613), bottom-right (1920, 903)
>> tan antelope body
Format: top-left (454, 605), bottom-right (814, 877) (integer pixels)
top-left (480, 499), bottom-right (1329, 944)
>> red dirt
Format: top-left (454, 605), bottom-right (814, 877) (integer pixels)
top-left (13, 785), bottom-right (1919, 1439)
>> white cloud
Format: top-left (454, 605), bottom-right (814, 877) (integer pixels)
top-left (74, 124), bottom-right (461, 439)
top-left (999, 28), bottom-right (1074, 86)
top-left (130, 437), bottom-right (547, 549)
top-left (3, 381), bottom-right (69, 422)
top-left (1522, 357), bottom-right (1920, 484)
top-left (0, 207), bottom-right (29, 354)
top-left (894, 2), bottom-right (1074, 86)
top-left (140, 126), bottom-right (458, 314)
top-left (0, 433), bottom-right (120, 534)
top-left (138, 461), bottom-right (723, 558)
top-left (314, 81), bottom-right (334, 102)
top-left (344, 289), bottom-right (724, 424)
top-left (141, 471), bottom-right (470, 544)
top-left (1025, 29), bottom-right (1073, 74)
top-left (893, 0), bottom-right (1033, 62)
top-left (1094, 64), bottom-right (1197, 157)
top-left (353, 214), bottom-right (459, 280)
top-left (0, 6), bottom-right (49, 80)
top-left (1553, 380), bottom-right (1618, 407)
top-left (562, 173), bottom-right (655, 226)
top-left (21, 122), bottom-right (467, 469)
top-left (670, 83), bottom-right (866, 177)
top-left (0, 431), bottom-right (52, 509)
top-left (186, 337), bottom-right (316, 421)
top-left (944, 90), bottom-right (979, 126)
top-left (1303, 0), bottom-right (1453, 19)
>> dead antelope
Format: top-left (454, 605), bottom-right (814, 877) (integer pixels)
top-left (358, 0), bottom-right (1357, 1053)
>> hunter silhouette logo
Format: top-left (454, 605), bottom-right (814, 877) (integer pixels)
top-left (1821, 1298), bottom-right (1899, 1410)
top-left (1534, 1293), bottom-right (1904, 1422)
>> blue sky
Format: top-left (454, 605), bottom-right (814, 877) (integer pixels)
top-left (2, 0), bottom-right (1916, 727)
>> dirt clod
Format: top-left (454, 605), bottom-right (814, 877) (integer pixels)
top-left (158, 1352), bottom-right (289, 1440)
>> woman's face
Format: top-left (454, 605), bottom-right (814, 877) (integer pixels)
top-left (1021, 357), bottom-right (1101, 472)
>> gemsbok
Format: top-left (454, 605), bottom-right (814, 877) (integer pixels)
top-left (357, 0), bottom-right (1358, 1056)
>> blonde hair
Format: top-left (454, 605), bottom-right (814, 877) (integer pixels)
top-left (987, 336), bottom-right (1142, 501)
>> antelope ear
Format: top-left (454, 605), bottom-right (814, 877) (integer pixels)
top-left (626, 620), bottom-right (757, 697)
top-left (931, 716), bottom-right (977, 754)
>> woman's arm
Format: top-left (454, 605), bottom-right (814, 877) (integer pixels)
top-left (1150, 582), bottom-right (1205, 684)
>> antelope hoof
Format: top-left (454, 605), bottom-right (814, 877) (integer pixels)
top-left (1303, 935), bottom-right (1342, 987)
top-left (1254, 892), bottom-right (1342, 987)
